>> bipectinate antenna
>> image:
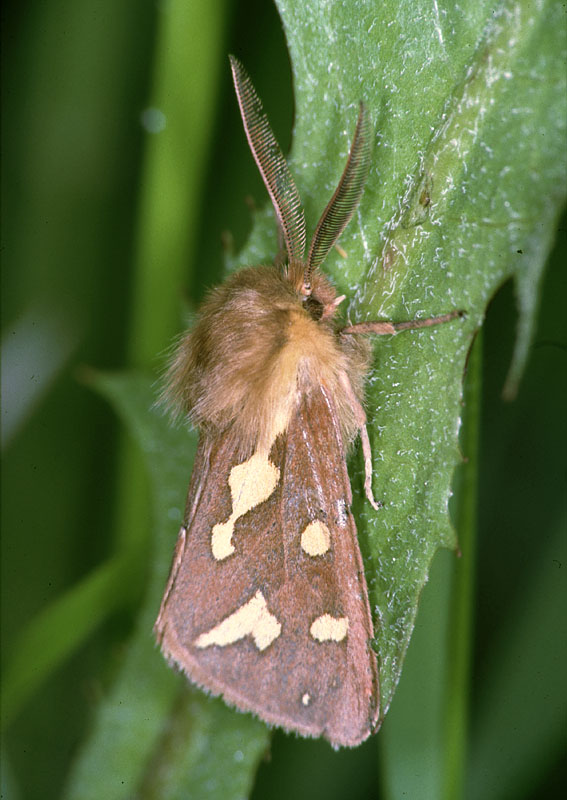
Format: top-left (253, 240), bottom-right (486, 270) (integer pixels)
top-left (305, 104), bottom-right (372, 291)
top-left (230, 55), bottom-right (306, 273)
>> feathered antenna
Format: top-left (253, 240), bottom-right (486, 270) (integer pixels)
top-left (230, 55), bottom-right (306, 273)
top-left (305, 104), bottom-right (372, 291)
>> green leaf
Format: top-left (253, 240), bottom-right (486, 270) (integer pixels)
top-left (1, 558), bottom-right (127, 732)
top-left (229, 0), bottom-right (565, 718)
top-left (377, 332), bottom-right (482, 799)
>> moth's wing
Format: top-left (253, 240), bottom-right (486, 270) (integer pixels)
top-left (155, 386), bottom-right (379, 748)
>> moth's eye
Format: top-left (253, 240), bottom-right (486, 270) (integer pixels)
top-left (303, 295), bottom-right (325, 321)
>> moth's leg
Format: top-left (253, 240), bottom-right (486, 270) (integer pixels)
top-left (338, 372), bottom-right (380, 511)
top-left (359, 422), bottom-right (380, 511)
top-left (341, 309), bottom-right (464, 336)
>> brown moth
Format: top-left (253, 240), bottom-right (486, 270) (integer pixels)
top-left (155, 55), bottom-right (461, 748)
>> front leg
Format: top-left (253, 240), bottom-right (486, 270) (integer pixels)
top-left (341, 309), bottom-right (464, 336)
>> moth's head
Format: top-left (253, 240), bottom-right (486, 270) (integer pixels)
top-left (301, 268), bottom-right (345, 323)
top-left (283, 257), bottom-right (341, 323)
top-left (303, 293), bottom-right (326, 321)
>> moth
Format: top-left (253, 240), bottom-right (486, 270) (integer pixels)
top-left (155, 55), bottom-right (461, 748)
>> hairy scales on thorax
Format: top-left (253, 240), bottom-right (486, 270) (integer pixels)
top-left (166, 265), bottom-right (371, 457)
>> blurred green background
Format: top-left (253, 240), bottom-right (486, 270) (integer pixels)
top-left (2, 1), bottom-right (565, 799)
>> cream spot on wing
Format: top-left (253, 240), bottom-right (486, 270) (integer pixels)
top-left (301, 692), bottom-right (311, 706)
top-left (211, 448), bottom-right (280, 560)
top-left (269, 404), bottom-right (291, 441)
top-left (310, 614), bottom-right (349, 642)
top-left (300, 520), bottom-right (331, 556)
top-left (229, 450), bottom-right (280, 517)
top-left (211, 520), bottom-right (235, 560)
top-left (195, 590), bottom-right (281, 651)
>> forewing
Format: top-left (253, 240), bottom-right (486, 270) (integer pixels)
top-left (155, 386), bottom-right (379, 748)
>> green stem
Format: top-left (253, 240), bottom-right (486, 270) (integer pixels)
top-left (115, 0), bottom-right (229, 571)
top-left (127, 0), bottom-right (228, 367)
